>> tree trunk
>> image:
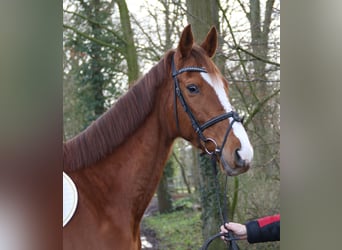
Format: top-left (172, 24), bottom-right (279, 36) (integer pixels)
top-left (199, 155), bottom-right (227, 250)
top-left (186, 1), bottom-right (228, 249)
top-left (249, 0), bottom-right (276, 174)
top-left (191, 147), bottom-right (200, 193)
top-left (157, 171), bottom-right (173, 213)
top-left (172, 152), bottom-right (191, 194)
top-left (157, 157), bottom-right (174, 214)
top-left (156, 2), bottom-right (177, 212)
top-left (115, 0), bottom-right (139, 85)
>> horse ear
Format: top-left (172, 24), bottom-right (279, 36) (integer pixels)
top-left (177, 24), bottom-right (194, 58)
top-left (200, 26), bottom-right (218, 58)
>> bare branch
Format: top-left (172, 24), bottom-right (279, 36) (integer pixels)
top-left (63, 9), bottom-right (127, 45)
top-left (234, 44), bottom-right (280, 67)
top-left (63, 24), bottom-right (125, 54)
top-left (244, 88), bottom-right (280, 127)
top-left (172, 151), bottom-right (191, 194)
top-left (237, 0), bottom-right (250, 21)
top-left (216, 0), bottom-right (259, 103)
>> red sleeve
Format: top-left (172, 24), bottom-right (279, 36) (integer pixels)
top-left (246, 214), bottom-right (280, 243)
top-left (257, 214), bottom-right (280, 227)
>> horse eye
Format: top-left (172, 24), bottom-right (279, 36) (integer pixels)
top-left (186, 84), bottom-right (199, 94)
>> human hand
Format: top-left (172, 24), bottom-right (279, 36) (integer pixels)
top-left (220, 222), bottom-right (247, 241)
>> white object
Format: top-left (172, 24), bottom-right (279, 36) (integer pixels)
top-left (63, 172), bottom-right (78, 227)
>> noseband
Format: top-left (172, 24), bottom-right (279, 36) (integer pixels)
top-left (171, 55), bottom-right (243, 157)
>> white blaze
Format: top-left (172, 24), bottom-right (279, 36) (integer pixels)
top-left (200, 72), bottom-right (253, 163)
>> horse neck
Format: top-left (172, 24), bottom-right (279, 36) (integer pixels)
top-left (79, 107), bottom-right (174, 224)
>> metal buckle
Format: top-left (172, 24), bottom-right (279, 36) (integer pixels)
top-left (202, 138), bottom-right (218, 155)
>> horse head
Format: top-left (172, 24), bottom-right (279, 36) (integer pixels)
top-left (168, 25), bottom-right (253, 176)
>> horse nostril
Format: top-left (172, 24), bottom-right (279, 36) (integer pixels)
top-left (235, 149), bottom-right (246, 168)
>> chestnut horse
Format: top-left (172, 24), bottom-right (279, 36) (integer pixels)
top-left (63, 25), bottom-right (253, 250)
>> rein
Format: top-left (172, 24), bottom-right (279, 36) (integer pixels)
top-left (171, 55), bottom-right (243, 249)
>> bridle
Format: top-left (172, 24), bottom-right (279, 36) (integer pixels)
top-left (171, 55), bottom-right (243, 250)
top-left (171, 55), bottom-right (243, 158)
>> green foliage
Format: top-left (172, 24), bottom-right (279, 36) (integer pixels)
top-left (143, 210), bottom-right (202, 250)
top-left (172, 196), bottom-right (194, 211)
top-left (164, 157), bottom-right (175, 177)
top-left (63, 0), bottom-right (127, 138)
top-left (157, 157), bottom-right (176, 214)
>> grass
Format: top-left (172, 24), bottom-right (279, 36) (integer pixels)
top-left (142, 209), bottom-right (203, 250)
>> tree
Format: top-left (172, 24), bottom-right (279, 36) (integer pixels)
top-left (157, 157), bottom-right (175, 213)
top-left (115, 0), bottom-right (139, 84)
top-left (63, 0), bottom-right (140, 138)
top-left (63, 0), bottom-right (126, 137)
top-left (185, 1), bottom-right (228, 249)
top-left (247, 0), bottom-right (280, 175)
top-left (216, 1), bottom-right (280, 248)
top-left (185, 1), bottom-right (280, 249)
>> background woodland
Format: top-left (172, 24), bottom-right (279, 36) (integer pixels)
top-left (63, 1), bottom-right (280, 249)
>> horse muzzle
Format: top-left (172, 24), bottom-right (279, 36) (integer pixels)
top-left (219, 150), bottom-right (251, 176)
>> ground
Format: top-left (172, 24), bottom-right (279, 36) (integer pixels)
top-left (140, 197), bottom-right (160, 249)
top-left (141, 222), bottom-right (159, 249)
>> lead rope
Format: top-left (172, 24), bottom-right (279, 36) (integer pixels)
top-left (200, 155), bottom-right (240, 250)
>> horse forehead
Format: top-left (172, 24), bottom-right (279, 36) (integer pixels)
top-left (200, 72), bottom-right (232, 112)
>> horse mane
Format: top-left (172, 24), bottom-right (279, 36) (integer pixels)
top-left (63, 51), bottom-right (174, 171)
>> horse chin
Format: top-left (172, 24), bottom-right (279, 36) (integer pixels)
top-left (219, 155), bottom-right (249, 176)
